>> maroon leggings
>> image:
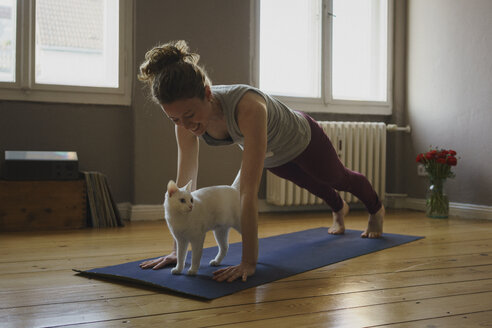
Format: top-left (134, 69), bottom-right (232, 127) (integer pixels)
top-left (268, 113), bottom-right (382, 214)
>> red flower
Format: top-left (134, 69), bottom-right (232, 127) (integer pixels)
top-left (437, 151), bottom-right (447, 158)
top-left (416, 147), bottom-right (458, 179)
top-left (447, 156), bottom-right (457, 166)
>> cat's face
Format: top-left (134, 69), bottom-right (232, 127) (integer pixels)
top-left (167, 180), bottom-right (194, 213)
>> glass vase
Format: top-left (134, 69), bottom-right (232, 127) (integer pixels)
top-left (426, 178), bottom-right (449, 218)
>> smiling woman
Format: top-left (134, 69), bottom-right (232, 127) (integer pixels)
top-left (162, 96), bottom-right (221, 137)
top-left (137, 40), bottom-right (386, 283)
top-left (138, 40), bottom-right (228, 139)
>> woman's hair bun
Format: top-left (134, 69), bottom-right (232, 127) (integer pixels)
top-left (138, 40), bottom-right (211, 103)
top-left (138, 40), bottom-right (200, 84)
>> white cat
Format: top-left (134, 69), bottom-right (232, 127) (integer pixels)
top-left (164, 174), bottom-right (241, 276)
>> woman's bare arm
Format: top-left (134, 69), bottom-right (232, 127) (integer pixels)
top-left (175, 124), bottom-right (199, 189)
top-left (213, 91), bottom-right (267, 282)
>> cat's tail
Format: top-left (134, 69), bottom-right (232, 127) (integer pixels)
top-left (231, 170), bottom-right (241, 190)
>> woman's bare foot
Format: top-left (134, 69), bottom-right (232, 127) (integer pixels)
top-left (328, 200), bottom-right (349, 235)
top-left (361, 205), bottom-right (385, 238)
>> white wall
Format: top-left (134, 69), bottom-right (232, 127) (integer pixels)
top-left (406, 0), bottom-right (492, 206)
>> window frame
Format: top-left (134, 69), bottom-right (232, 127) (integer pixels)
top-left (250, 0), bottom-right (394, 115)
top-left (0, 0), bottom-right (133, 106)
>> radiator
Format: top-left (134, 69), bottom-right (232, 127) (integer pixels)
top-left (266, 121), bottom-right (386, 206)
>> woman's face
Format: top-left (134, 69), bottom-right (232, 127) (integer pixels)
top-left (161, 96), bottom-right (212, 136)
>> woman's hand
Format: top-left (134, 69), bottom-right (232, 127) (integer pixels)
top-left (139, 252), bottom-right (177, 270)
top-left (213, 262), bottom-right (256, 282)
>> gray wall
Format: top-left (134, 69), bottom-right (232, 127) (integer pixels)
top-left (0, 101), bottom-right (133, 203)
top-left (406, 0), bottom-right (492, 205)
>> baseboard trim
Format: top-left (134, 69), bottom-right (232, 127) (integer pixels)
top-left (260, 197), bottom-right (491, 220)
top-left (117, 203), bottom-right (164, 221)
top-left (118, 199), bottom-right (491, 221)
top-left (401, 198), bottom-right (492, 220)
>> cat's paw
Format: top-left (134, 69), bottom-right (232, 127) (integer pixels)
top-left (171, 267), bottom-right (182, 275)
top-left (209, 259), bottom-right (221, 266)
top-left (187, 268), bottom-right (197, 276)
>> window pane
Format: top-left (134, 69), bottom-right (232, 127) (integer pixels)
top-left (35, 0), bottom-right (119, 87)
top-left (0, 0), bottom-right (16, 82)
top-left (332, 0), bottom-right (388, 101)
top-left (259, 0), bottom-right (321, 98)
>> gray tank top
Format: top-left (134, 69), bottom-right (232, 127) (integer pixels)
top-left (202, 84), bottom-right (311, 168)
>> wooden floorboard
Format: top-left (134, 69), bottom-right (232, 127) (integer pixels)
top-left (1, 209), bottom-right (492, 327)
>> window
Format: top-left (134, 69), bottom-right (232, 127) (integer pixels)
top-left (0, 0), bottom-right (16, 83)
top-left (253, 0), bottom-right (393, 115)
top-left (0, 0), bottom-right (133, 105)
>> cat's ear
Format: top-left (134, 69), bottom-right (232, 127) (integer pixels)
top-left (167, 180), bottom-right (179, 197)
top-left (184, 180), bottom-right (193, 192)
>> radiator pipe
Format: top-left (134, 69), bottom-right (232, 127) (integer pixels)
top-left (386, 124), bottom-right (411, 133)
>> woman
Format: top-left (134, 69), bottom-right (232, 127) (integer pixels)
top-left (138, 40), bottom-right (384, 283)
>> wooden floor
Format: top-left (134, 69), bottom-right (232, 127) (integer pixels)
top-left (1, 209), bottom-right (492, 328)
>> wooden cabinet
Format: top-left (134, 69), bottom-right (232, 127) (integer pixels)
top-left (0, 180), bottom-right (87, 231)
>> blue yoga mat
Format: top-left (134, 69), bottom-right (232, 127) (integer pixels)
top-left (75, 228), bottom-right (423, 300)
